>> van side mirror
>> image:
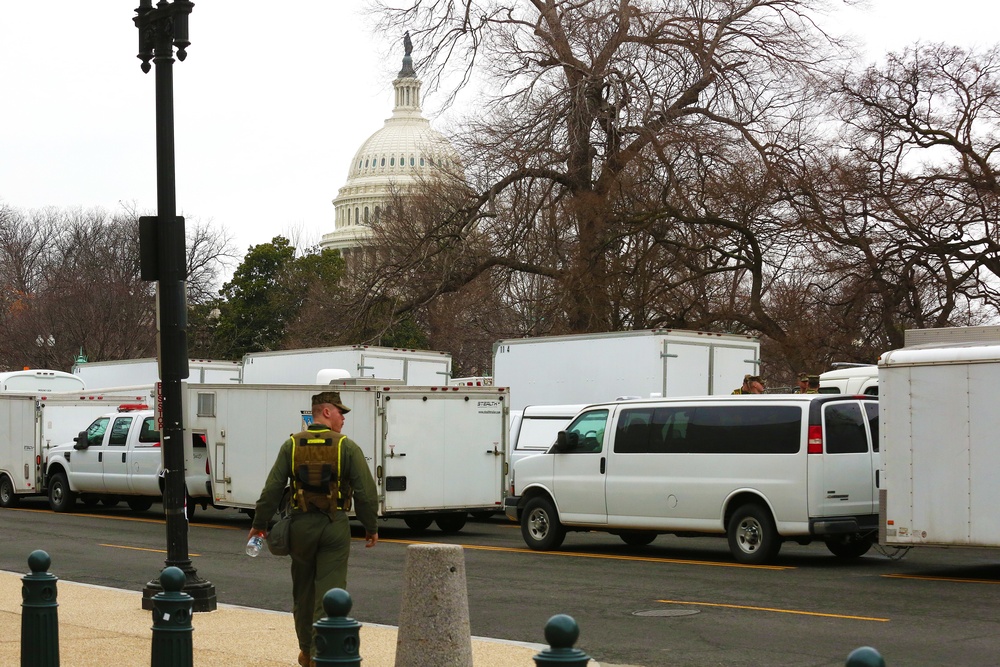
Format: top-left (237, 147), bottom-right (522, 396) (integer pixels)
top-left (73, 431), bottom-right (89, 450)
top-left (553, 430), bottom-right (578, 452)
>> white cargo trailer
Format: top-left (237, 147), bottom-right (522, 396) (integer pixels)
top-left (0, 387), bottom-right (154, 506)
top-left (493, 329), bottom-right (760, 411)
top-left (72, 358), bottom-right (241, 388)
top-left (240, 346), bottom-right (452, 386)
top-left (879, 342), bottom-right (1000, 548)
top-left (178, 382), bottom-right (507, 532)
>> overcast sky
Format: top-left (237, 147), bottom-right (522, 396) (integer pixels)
top-left (2, 1), bottom-right (999, 270)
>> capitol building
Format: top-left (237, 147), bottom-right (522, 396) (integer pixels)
top-left (320, 37), bottom-right (459, 259)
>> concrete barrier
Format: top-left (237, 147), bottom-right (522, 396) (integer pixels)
top-left (394, 543), bottom-right (472, 667)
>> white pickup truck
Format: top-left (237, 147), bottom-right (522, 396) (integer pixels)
top-left (43, 406), bottom-right (210, 517)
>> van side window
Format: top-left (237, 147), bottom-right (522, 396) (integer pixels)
top-left (563, 410), bottom-right (608, 453)
top-left (615, 409), bottom-right (653, 453)
top-left (108, 417), bottom-right (133, 446)
top-left (863, 402), bottom-right (879, 452)
top-left (824, 403), bottom-right (869, 454)
top-left (685, 405), bottom-right (800, 454)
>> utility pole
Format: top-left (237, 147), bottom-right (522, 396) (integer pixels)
top-left (133, 0), bottom-right (216, 612)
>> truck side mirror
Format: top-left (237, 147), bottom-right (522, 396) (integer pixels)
top-left (73, 431), bottom-right (89, 450)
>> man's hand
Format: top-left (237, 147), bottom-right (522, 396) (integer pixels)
top-left (365, 532), bottom-right (378, 548)
top-left (248, 528), bottom-right (266, 540)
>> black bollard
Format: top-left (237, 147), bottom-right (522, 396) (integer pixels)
top-left (150, 567), bottom-right (194, 667)
top-left (846, 646), bottom-right (885, 667)
top-left (533, 614), bottom-right (590, 666)
top-left (21, 550), bottom-right (59, 667)
top-left (313, 588), bottom-right (362, 666)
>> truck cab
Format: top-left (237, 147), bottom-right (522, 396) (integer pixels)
top-left (43, 404), bottom-right (210, 515)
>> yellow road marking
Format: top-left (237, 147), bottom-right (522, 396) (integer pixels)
top-left (882, 573), bottom-right (1000, 585)
top-left (656, 599), bottom-right (889, 622)
top-left (376, 538), bottom-right (792, 570)
top-left (100, 543), bottom-right (201, 557)
top-left (6, 506), bottom-right (238, 530)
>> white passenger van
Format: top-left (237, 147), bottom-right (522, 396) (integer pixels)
top-left (504, 395), bottom-right (879, 564)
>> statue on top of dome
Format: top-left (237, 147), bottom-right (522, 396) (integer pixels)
top-left (404, 31), bottom-right (412, 56)
top-left (399, 31), bottom-right (417, 78)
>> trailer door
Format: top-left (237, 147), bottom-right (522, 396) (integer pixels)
top-left (380, 393), bottom-right (504, 511)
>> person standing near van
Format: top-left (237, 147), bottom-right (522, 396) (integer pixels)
top-left (805, 375), bottom-right (821, 394)
top-left (796, 373), bottom-right (809, 394)
top-left (247, 391), bottom-right (379, 667)
top-left (732, 374), bottom-right (765, 394)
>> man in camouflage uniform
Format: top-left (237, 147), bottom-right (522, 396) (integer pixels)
top-left (796, 372), bottom-right (809, 394)
top-left (248, 391), bottom-right (379, 667)
top-left (732, 374), bottom-right (765, 394)
top-left (805, 374), bottom-right (821, 394)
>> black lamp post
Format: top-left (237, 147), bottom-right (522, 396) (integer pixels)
top-left (133, 0), bottom-right (216, 612)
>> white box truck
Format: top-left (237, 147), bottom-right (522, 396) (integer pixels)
top-left (0, 369), bottom-right (86, 393)
top-left (0, 387), bottom-right (154, 507)
top-left (879, 342), bottom-right (1000, 548)
top-left (178, 382), bottom-right (508, 532)
top-left (240, 346), bottom-right (452, 386)
top-left (72, 358), bottom-right (241, 388)
top-left (493, 329), bottom-right (760, 411)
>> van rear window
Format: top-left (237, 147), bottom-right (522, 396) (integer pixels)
top-left (615, 405), bottom-right (801, 454)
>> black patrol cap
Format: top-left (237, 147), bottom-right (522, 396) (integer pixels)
top-left (312, 391), bottom-right (351, 414)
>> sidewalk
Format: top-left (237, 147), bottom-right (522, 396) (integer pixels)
top-left (0, 570), bottom-right (546, 666)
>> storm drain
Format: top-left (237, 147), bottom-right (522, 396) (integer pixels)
top-left (632, 608), bottom-right (701, 617)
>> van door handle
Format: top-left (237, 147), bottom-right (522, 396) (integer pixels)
top-left (98, 452), bottom-right (103, 463)
top-left (876, 469), bottom-right (879, 488)
top-left (122, 453), bottom-right (127, 463)
top-left (600, 457), bottom-right (606, 474)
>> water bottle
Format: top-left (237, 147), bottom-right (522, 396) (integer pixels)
top-left (246, 535), bottom-right (264, 557)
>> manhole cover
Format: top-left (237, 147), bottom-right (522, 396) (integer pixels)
top-left (632, 608), bottom-right (701, 617)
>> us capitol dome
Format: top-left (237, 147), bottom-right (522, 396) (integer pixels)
top-left (320, 34), bottom-right (459, 258)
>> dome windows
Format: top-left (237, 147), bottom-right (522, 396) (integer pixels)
top-left (390, 157), bottom-right (395, 166)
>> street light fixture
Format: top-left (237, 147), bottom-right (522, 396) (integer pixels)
top-left (133, 0), bottom-right (216, 612)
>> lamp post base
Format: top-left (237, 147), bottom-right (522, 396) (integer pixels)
top-left (142, 572), bottom-right (217, 612)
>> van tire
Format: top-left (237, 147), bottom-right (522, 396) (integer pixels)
top-left (48, 472), bottom-right (76, 512)
top-left (521, 497), bottom-right (566, 551)
top-left (0, 475), bottom-right (18, 508)
top-left (825, 534), bottom-right (873, 559)
top-left (619, 531), bottom-right (657, 547)
top-left (727, 503), bottom-right (780, 564)
top-left (128, 497), bottom-right (155, 512)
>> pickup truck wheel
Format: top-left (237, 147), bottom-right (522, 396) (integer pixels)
top-left (48, 472), bottom-right (76, 513)
top-left (404, 516), bottom-right (434, 531)
top-left (435, 513), bottom-right (468, 534)
top-left (727, 503), bottom-right (780, 564)
top-left (825, 534), bottom-right (874, 559)
top-left (521, 497), bottom-right (566, 551)
top-left (127, 497), bottom-right (154, 512)
top-left (0, 475), bottom-right (18, 508)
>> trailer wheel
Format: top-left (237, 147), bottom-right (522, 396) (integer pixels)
top-left (48, 472), bottom-right (76, 513)
top-left (619, 531), bottom-right (657, 547)
top-left (825, 534), bottom-right (873, 559)
top-left (128, 497), bottom-right (155, 512)
top-left (727, 503), bottom-right (780, 564)
top-left (403, 516), bottom-right (434, 531)
top-left (435, 513), bottom-right (468, 534)
top-left (0, 475), bottom-right (19, 508)
top-left (521, 497), bottom-right (566, 551)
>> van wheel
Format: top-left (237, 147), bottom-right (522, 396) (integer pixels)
top-left (404, 516), bottom-right (434, 531)
top-left (127, 497), bottom-right (154, 512)
top-left (48, 472), bottom-right (76, 512)
top-left (0, 475), bottom-right (19, 508)
top-left (825, 534), bottom-right (873, 559)
top-left (80, 494), bottom-right (101, 508)
top-left (727, 503), bottom-right (780, 564)
top-left (521, 497), bottom-right (566, 551)
top-left (435, 513), bottom-right (468, 534)
top-left (102, 496), bottom-right (120, 508)
top-left (619, 531), bottom-right (657, 547)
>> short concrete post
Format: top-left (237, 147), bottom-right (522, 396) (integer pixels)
top-left (21, 550), bottom-right (59, 667)
top-left (846, 646), bottom-right (885, 667)
top-left (394, 544), bottom-right (472, 667)
top-left (533, 614), bottom-right (590, 666)
top-left (150, 567), bottom-right (193, 667)
top-left (313, 588), bottom-right (362, 666)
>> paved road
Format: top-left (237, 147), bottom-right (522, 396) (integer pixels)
top-left (4, 500), bottom-right (1000, 666)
